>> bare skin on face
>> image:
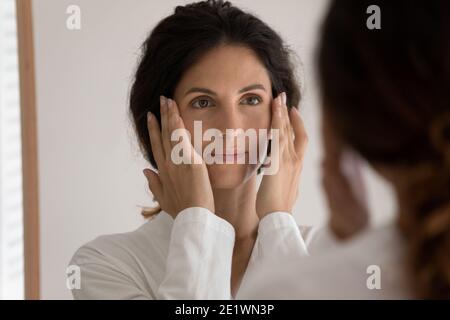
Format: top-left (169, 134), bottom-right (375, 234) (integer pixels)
top-left (173, 44), bottom-right (273, 297)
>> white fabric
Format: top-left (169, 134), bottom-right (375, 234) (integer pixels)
top-left (69, 207), bottom-right (316, 299)
top-left (236, 222), bottom-right (412, 299)
top-left (69, 207), bottom-right (411, 299)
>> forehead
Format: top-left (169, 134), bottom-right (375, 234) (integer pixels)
top-left (174, 45), bottom-right (272, 96)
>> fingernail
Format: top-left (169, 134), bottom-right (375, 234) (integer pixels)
top-left (291, 107), bottom-right (298, 115)
top-left (147, 111), bottom-right (153, 122)
top-left (277, 94), bottom-right (283, 108)
top-left (160, 96), bottom-right (167, 109)
top-left (167, 98), bottom-right (173, 109)
top-left (282, 92), bottom-right (287, 106)
top-left (276, 98), bottom-right (282, 117)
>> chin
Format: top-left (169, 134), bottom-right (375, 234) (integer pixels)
top-left (207, 163), bottom-right (258, 189)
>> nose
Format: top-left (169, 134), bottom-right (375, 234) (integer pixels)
top-left (214, 106), bottom-right (250, 152)
top-left (216, 106), bottom-right (244, 136)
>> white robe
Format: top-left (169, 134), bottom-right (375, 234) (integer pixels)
top-left (69, 207), bottom-right (317, 299)
top-left (69, 207), bottom-right (411, 299)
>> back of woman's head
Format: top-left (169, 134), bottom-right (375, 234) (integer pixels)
top-left (318, 0), bottom-right (450, 298)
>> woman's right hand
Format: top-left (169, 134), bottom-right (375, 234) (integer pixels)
top-left (143, 96), bottom-right (215, 219)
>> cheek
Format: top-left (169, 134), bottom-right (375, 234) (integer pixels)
top-left (246, 109), bottom-right (271, 156)
top-left (246, 107), bottom-right (271, 131)
top-left (179, 108), bottom-right (196, 136)
top-left (179, 110), bottom-right (214, 148)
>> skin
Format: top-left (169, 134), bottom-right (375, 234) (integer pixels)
top-left (143, 44), bottom-right (308, 297)
top-left (174, 44), bottom-right (273, 190)
top-left (320, 109), bottom-right (436, 244)
top-left (321, 113), bottom-right (370, 240)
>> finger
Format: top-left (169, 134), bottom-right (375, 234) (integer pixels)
top-left (168, 97), bottom-right (181, 117)
top-left (143, 168), bottom-right (163, 202)
top-left (322, 164), bottom-right (368, 215)
top-left (167, 98), bottom-right (184, 147)
top-left (322, 156), bottom-right (354, 192)
top-left (160, 96), bottom-right (172, 160)
top-left (265, 95), bottom-right (284, 172)
top-left (290, 107), bottom-right (308, 157)
top-left (271, 94), bottom-right (282, 124)
top-left (322, 168), bottom-right (352, 200)
top-left (339, 150), bottom-right (369, 208)
top-left (277, 93), bottom-right (294, 157)
top-left (165, 98), bottom-right (200, 164)
top-left (270, 94), bottom-right (284, 149)
top-left (147, 111), bottom-right (165, 167)
top-left (280, 92), bottom-right (294, 151)
top-left (321, 112), bottom-right (345, 162)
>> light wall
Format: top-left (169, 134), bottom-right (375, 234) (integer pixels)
top-left (32, 0), bottom-right (396, 299)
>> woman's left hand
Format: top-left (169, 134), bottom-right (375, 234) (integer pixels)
top-left (256, 92), bottom-right (308, 219)
top-left (321, 114), bottom-right (369, 240)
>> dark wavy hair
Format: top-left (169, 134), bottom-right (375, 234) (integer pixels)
top-left (129, 0), bottom-right (301, 217)
top-left (318, 0), bottom-right (450, 298)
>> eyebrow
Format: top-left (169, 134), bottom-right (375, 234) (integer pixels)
top-left (184, 83), bottom-right (267, 97)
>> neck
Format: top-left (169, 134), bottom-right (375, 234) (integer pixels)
top-left (212, 177), bottom-right (259, 242)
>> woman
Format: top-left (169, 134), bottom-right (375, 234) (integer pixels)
top-left (237, 0), bottom-right (450, 299)
top-left (69, 0), bottom-right (315, 299)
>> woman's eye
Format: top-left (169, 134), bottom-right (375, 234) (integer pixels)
top-left (241, 96), bottom-right (262, 106)
top-left (192, 98), bottom-right (215, 109)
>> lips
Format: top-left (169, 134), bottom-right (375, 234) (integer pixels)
top-left (212, 150), bottom-right (247, 156)
top-left (214, 152), bottom-right (246, 156)
top-left (212, 151), bottom-right (247, 163)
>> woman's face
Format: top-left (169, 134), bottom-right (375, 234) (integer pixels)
top-left (173, 44), bottom-right (273, 189)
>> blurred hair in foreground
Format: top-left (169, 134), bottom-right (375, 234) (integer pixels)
top-left (318, 0), bottom-right (450, 299)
